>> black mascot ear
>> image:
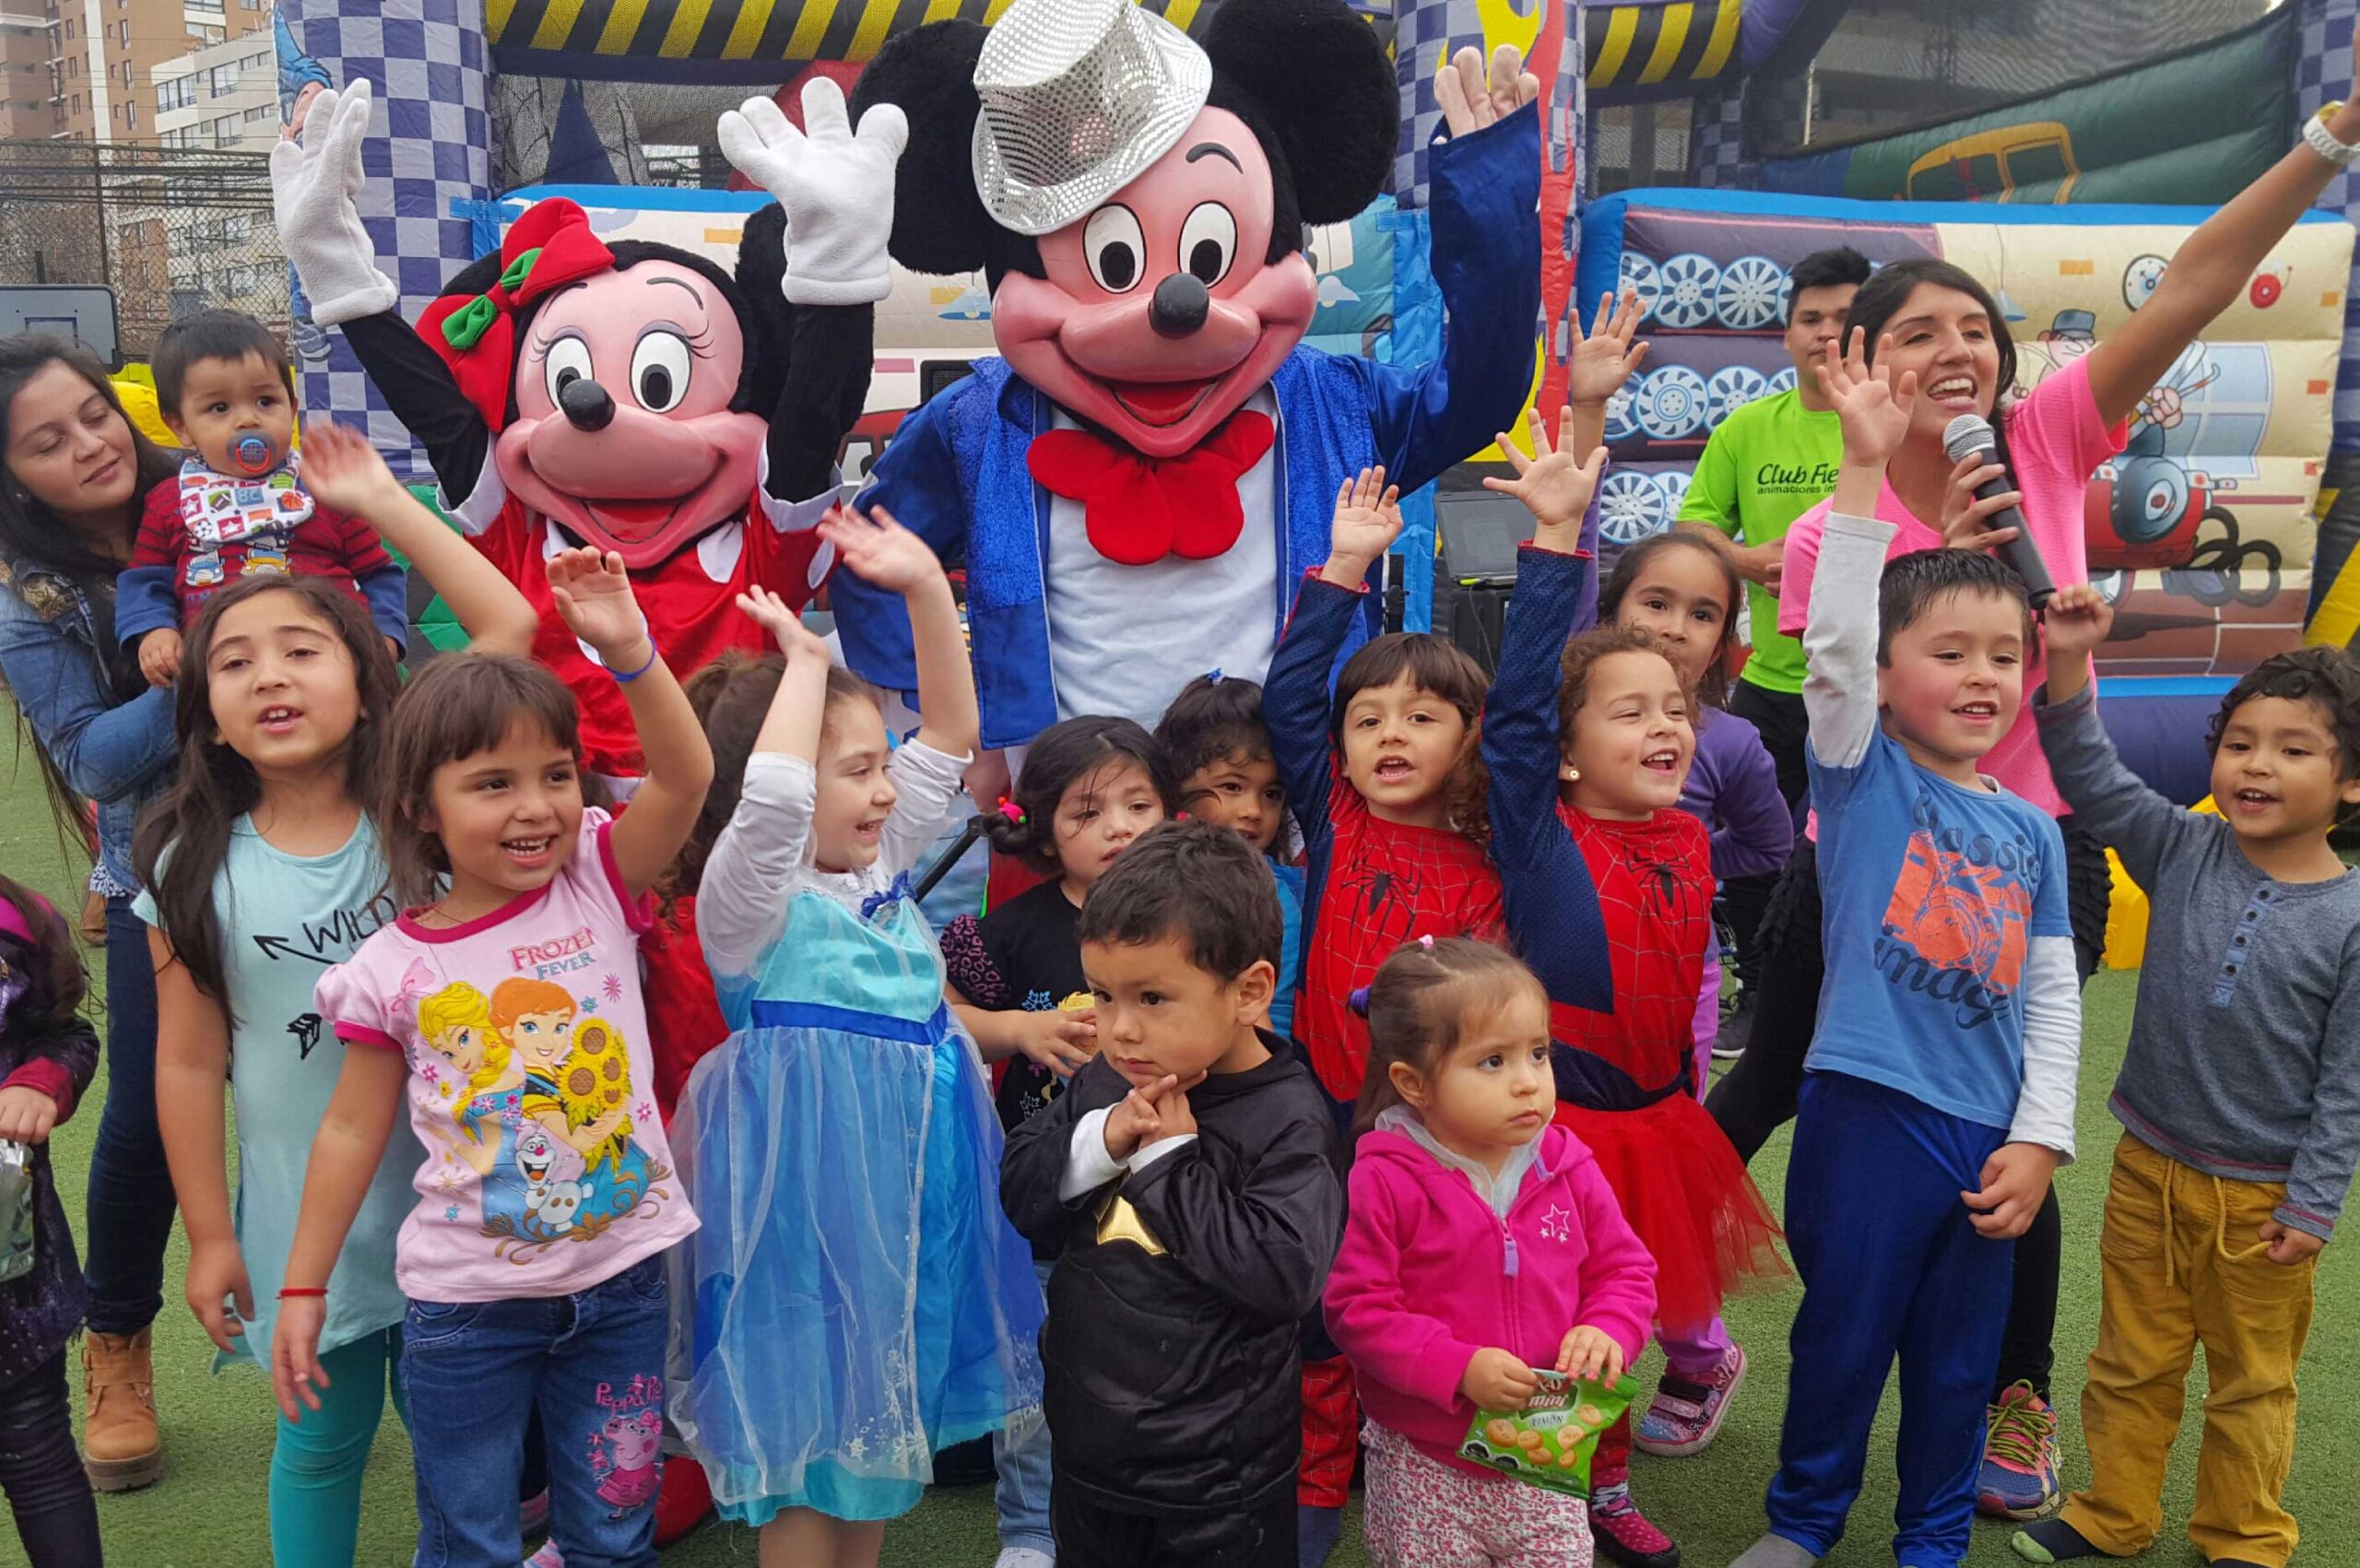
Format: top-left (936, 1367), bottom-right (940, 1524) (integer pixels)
top-left (851, 20), bottom-right (997, 277)
top-left (1202, 0), bottom-right (1398, 227)
top-left (438, 249), bottom-right (507, 303)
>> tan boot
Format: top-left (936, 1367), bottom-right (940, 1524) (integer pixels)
top-left (81, 1328), bottom-right (161, 1491)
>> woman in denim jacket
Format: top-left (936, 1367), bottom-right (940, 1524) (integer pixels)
top-left (0, 335), bottom-right (183, 1491)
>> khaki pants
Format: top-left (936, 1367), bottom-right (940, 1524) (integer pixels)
top-left (2059, 1133), bottom-right (2316, 1567)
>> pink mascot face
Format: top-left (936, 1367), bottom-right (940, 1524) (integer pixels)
top-left (993, 107), bottom-right (1320, 461)
top-left (493, 261), bottom-right (768, 572)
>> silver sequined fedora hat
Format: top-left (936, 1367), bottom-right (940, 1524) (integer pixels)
top-left (970, 0), bottom-right (1213, 238)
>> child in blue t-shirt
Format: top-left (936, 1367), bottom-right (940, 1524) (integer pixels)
top-left (1734, 333), bottom-right (2081, 1568)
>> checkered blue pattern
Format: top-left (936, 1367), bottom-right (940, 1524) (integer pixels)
top-left (282, 0), bottom-right (493, 483)
top-left (1686, 79), bottom-right (1752, 190)
top-left (2298, 0), bottom-right (2360, 454)
top-left (1390, 1), bottom-right (1585, 205)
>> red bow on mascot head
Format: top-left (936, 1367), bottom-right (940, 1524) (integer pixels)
top-left (417, 197), bottom-right (778, 572)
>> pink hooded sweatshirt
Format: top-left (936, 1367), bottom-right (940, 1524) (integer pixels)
top-left (1326, 1112), bottom-right (1658, 1474)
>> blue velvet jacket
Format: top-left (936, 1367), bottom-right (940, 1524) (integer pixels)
top-left (838, 104), bottom-right (1543, 750)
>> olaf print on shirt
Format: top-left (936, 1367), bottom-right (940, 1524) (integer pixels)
top-left (408, 973), bottom-right (673, 1262)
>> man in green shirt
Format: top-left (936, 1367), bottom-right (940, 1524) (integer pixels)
top-left (1676, 246), bottom-right (1866, 1055)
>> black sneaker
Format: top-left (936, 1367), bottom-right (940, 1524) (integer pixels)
top-left (1712, 992), bottom-right (1753, 1059)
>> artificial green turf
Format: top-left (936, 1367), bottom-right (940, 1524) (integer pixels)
top-left (0, 751), bottom-right (2350, 1568)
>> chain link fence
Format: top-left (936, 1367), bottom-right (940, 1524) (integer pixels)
top-left (0, 138), bottom-right (287, 365)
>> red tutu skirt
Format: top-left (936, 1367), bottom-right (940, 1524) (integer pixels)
top-left (1552, 1091), bottom-right (1788, 1336)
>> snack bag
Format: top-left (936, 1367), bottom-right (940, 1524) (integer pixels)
top-left (1457, 1368), bottom-right (1637, 1495)
top-left (0, 1138), bottom-right (35, 1283)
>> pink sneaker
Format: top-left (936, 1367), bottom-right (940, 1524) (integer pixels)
top-left (1588, 1480), bottom-right (1681, 1568)
top-left (1634, 1343), bottom-right (1747, 1457)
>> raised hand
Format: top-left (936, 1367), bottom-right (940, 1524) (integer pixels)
top-left (1483, 407), bottom-right (1608, 543)
top-left (1817, 328), bottom-right (1919, 469)
top-left (547, 548), bottom-right (652, 670)
top-left (1567, 290), bottom-right (1650, 409)
top-left (735, 585), bottom-right (830, 664)
top-left (297, 421), bottom-right (405, 521)
top-left (818, 503), bottom-right (946, 597)
top-left (267, 78), bottom-right (397, 326)
top-left (1458, 1347), bottom-right (1542, 1410)
top-left (1321, 466), bottom-right (1403, 587)
top-left (2039, 584), bottom-right (2114, 660)
top-left (1938, 451), bottom-right (2024, 555)
top-left (719, 77), bottom-right (908, 307)
top-left (1435, 43), bottom-right (1540, 139)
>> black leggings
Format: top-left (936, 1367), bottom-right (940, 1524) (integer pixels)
top-left (1705, 824), bottom-right (2110, 1401)
top-left (0, 1354), bottom-right (100, 1567)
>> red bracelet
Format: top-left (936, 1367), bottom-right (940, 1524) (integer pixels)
top-left (277, 1287), bottom-right (328, 1300)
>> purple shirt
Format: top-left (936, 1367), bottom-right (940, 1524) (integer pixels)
top-left (1680, 706), bottom-right (1792, 882)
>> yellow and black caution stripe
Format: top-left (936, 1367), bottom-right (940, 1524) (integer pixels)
top-left (1585, 0), bottom-right (1740, 91)
top-left (485, 0), bottom-right (1220, 70)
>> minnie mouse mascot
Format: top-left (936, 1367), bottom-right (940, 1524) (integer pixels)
top-left (267, 78), bottom-right (839, 784)
top-left (727, 0), bottom-right (1541, 805)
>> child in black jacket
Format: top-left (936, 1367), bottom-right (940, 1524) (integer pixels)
top-left (1002, 821), bottom-right (1343, 1568)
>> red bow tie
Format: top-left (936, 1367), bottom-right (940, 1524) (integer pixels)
top-left (1026, 411), bottom-right (1276, 566)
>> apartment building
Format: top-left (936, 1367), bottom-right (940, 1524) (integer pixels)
top-left (153, 22), bottom-right (271, 148)
top-left (31, 0), bottom-right (268, 144)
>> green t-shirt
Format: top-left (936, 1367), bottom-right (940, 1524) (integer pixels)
top-left (1675, 388), bottom-right (1842, 694)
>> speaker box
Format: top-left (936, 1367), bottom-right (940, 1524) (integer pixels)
top-left (1432, 489), bottom-right (1534, 676)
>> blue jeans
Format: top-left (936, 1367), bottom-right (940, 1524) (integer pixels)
top-left (993, 1259), bottom-right (1056, 1555)
top-left (83, 896), bottom-right (174, 1336)
top-left (275, 1328), bottom-right (406, 1568)
top-left (400, 1256), bottom-right (669, 1568)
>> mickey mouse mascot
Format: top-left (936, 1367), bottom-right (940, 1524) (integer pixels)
top-left (722, 4), bottom-right (1540, 1562)
top-left (729, 0), bottom-right (1541, 806)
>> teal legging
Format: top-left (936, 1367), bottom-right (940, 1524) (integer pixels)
top-left (271, 1327), bottom-right (407, 1567)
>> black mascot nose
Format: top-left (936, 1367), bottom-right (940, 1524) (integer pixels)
top-left (559, 378), bottom-right (616, 432)
top-left (1150, 273), bottom-right (1210, 338)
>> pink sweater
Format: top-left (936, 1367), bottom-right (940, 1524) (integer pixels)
top-left (1325, 1116), bottom-right (1657, 1474)
top-left (1779, 352), bottom-right (2122, 819)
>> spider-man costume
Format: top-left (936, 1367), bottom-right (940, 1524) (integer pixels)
top-left (1482, 544), bottom-right (1784, 1337)
top-left (1265, 572), bottom-right (1507, 1107)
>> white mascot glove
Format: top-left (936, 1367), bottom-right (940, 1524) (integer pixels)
top-left (720, 77), bottom-right (908, 308)
top-left (267, 77), bottom-right (399, 327)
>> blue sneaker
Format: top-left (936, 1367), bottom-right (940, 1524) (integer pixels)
top-left (1976, 1382), bottom-right (2062, 1520)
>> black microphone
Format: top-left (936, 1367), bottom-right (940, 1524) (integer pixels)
top-left (1942, 413), bottom-right (2056, 607)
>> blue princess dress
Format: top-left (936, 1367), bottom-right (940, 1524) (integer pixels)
top-left (671, 743), bottom-right (1044, 1526)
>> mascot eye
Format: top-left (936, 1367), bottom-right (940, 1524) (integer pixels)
top-left (1083, 205), bottom-right (1145, 294)
top-left (629, 331), bottom-right (693, 414)
top-left (541, 337), bottom-right (594, 408)
top-left (1179, 203), bottom-right (1238, 288)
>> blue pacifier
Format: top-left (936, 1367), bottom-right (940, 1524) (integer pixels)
top-left (232, 434), bottom-right (274, 475)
